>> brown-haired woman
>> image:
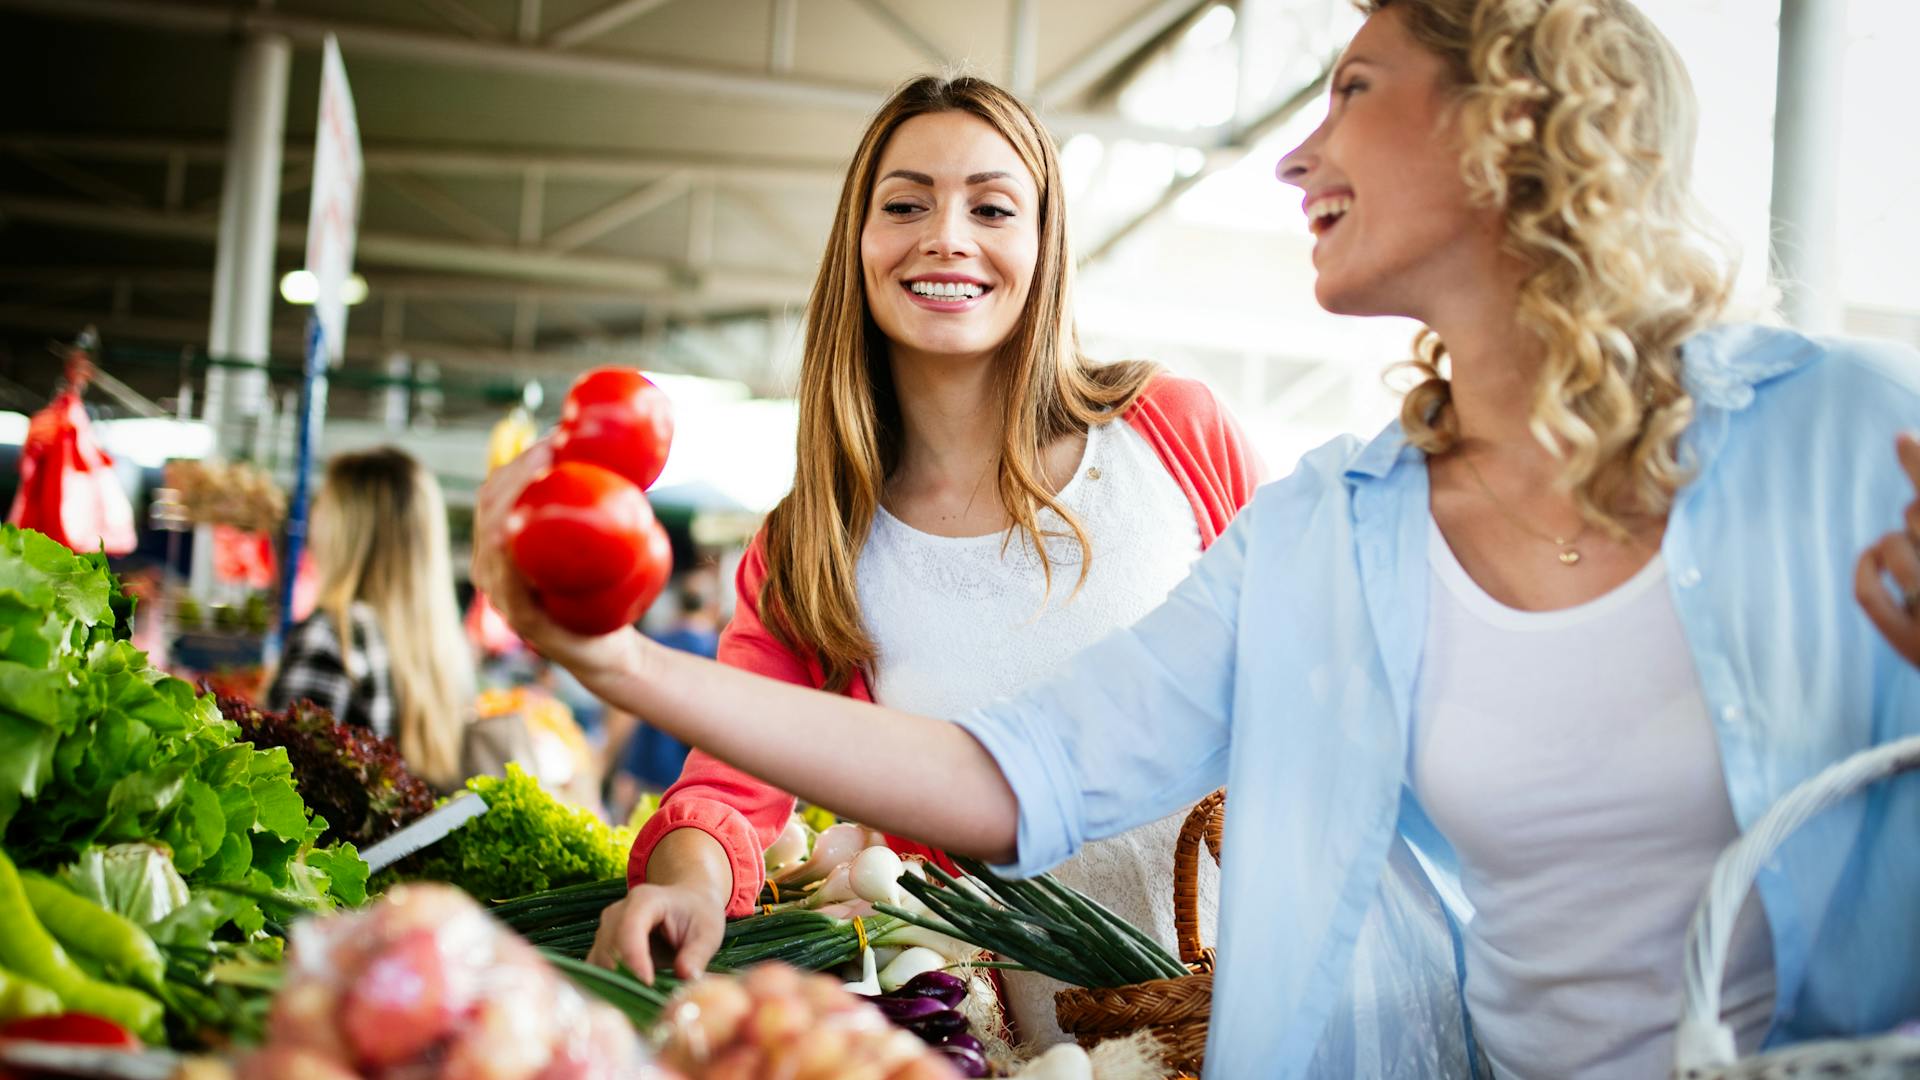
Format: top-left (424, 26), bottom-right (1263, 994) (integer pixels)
top-left (596, 76), bottom-right (1260, 1044)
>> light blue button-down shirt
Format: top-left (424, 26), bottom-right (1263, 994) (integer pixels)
top-left (958, 324), bottom-right (1920, 1078)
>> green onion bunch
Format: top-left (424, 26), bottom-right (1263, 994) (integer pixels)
top-left (539, 950), bottom-right (675, 1029)
top-left (490, 877), bottom-right (908, 974)
top-left (880, 857), bottom-right (1187, 989)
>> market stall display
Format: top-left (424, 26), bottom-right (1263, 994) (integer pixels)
top-left (381, 764), bottom-right (632, 902)
top-left (0, 515), bottom-right (1207, 1078)
top-left (653, 962), bottom-right (959, 1080)
top-left (160, 461), bottom-right (286, 537)
top-left (216, 697), bottom-right (435, 850)
top-left (0, 524), bottom-right (368, 1051)
top-left (879, 795), bottom-right (1225, 1076)
top-left (229, 883), bottom-right (656, 1080)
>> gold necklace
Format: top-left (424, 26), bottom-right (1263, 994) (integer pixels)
top-left (1459, 450), bottom-right (1590, 567)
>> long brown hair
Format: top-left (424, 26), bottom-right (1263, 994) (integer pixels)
top-left (1365, 0), bottom-right (1734, 534)
top-left (307, 447), bottom-right (472, 787)
top-left (761, 75), bottom-right (1156, 692)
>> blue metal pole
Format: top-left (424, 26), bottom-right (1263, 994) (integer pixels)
top-left (273, 315), bottom-right (327, 653)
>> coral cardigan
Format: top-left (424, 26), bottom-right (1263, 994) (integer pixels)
top-left (627, 375), bottom-right (1263, 914)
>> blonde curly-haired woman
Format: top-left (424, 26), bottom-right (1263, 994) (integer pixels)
top-left (474, 1), bottom-right (1920, 1075)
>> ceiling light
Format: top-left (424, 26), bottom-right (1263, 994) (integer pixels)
top-left (279, 270), bottom-right (369, 306)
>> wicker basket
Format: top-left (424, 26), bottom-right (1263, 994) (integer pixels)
top-left (1053, 789), bottom-right (1224, 1075)
top-left (1672, 734), bottom-right (1920, 1079)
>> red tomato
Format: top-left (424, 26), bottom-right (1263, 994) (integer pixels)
top-left (506, 462), bottom-right (655, 595)
top-left (340, 930), bottom-right (455, 1067)
top-left (539, 520), bottom-right (672, 636)
top-left (552, 367), bottom-right (674, 491)
top-left (0, 1013), bottom-right (139, 1051)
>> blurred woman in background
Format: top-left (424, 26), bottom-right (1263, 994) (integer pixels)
top-left (269, 446), bottom-right (476, 792)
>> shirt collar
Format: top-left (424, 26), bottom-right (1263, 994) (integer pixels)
top-left (1344, 418), bottom-right (1414, 483)
top-left (1678, 321), bottom-right (1822, 411)
top-left (1340, 321), bottom-right (1820, 486)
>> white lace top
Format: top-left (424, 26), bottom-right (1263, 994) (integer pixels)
top-left (857, 419), bottom-right (1220, 1047)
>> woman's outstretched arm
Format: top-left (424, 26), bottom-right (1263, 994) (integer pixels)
top-left (471, 441), bottom-right (1020, 863)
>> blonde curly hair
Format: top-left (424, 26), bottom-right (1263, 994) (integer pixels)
top-left (1364, 0), bottom-right (1735, 534)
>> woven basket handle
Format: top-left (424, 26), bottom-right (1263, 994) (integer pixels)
top-left (1173, 789), bottom-right (1226, 969)
top-left (1673, 734), bottom-right (1920, 1069)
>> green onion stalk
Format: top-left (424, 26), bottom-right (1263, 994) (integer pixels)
top-left (879, 857), bottom-right (1188, 990)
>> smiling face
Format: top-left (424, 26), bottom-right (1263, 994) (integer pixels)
top-left (1276, 6), bottom-right (1507, 320)
top-left (860, 110), bottom-right (1040, 368)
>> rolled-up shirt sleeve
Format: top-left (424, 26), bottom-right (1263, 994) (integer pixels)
top-left (955, 505), bottom-right (1249, 876)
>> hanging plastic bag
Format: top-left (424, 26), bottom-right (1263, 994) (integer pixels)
top-left (8, 349), bottom-right (136, 555)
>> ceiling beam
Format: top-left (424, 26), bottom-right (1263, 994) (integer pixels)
top-left (163, 151), bottom-right (188, 211)
top-left (379, 172), bottom-right (515, 244)
top-left (1038, 0), bottom-right (1212, 105)
top-left (0, 134), bottom-right (846, 188)
top-left (15, 148), bottom-right (149, 209)
top-left (518, 166), bottom-right (545, 244)
top-left (0, 266), bottom-right (796, 310)
top-left (512, 295), bottom-right (538, 351)
top-left (847, 0), bottom-right (947, 64)
top-left (0, 0), bottom-right (1232, 144)
top-left (0, 0), bottom-right (881, 112)
top-left (542, 172), bottom-right (690, 254)
top-left (0, 302), bottom-right (776, 385)
top-left (0, 303), bottom-right (567, 374)
top-left (410, 298), bottom-right (507, 345)
top-left (0, 193), bottom-right (812, 303)
top-left (546, 0), bottom-right (677, 50)
top-left (411, 0), bottom-right (499, 41)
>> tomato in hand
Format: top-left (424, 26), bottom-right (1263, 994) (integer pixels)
top-left (505, 462), bottom-right (655, 595)
top-left (551, 368), bottom-right (674, 492)
top-left (538, 520), bottom-right (673, 636)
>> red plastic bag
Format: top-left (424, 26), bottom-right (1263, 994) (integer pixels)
top-left (8, 385), bottom-right (136, 556)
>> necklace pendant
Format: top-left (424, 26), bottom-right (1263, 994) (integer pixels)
top-left (1558, 548), bottom-right (1582, 566)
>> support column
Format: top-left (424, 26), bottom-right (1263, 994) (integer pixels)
top-left (196, 33), bottom-right (290, 598)
top-left (1236, 0), bottom-right (1277, 127)
top-left (1009, 0), bottom-right (1038, 98)
top-left (1768, 0), bottom-right (1845, 334)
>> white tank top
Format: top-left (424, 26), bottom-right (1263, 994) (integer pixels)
top-left (857, 418), bottom-right (1215, 1046)
top-left (1411, 521), bottom-right (1775, 1079)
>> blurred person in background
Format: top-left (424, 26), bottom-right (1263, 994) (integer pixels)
top-left (606, 568), bottom-right (721, 822)
top-left (269, 447), bottom-right (476, 792)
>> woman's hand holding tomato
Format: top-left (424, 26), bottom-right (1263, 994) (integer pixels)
top-left (476, 367), bottom-right (676, 666)
top-left (473, 440), bottom-right (633, 677)
top-left (474, 457), bottom-right (668, 687)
